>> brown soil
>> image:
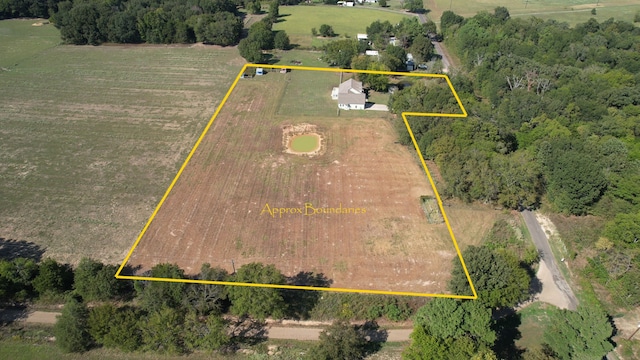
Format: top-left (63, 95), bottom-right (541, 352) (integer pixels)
top-left (125, 76), bottom-right (463, 295)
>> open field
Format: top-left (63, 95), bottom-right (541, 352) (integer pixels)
top-left (0, 20), bottom-right (243, 264)
top-left (423, 0), bottom-right (640, 25)
top-left (123, 69), bottom-right (487, 295)
top-left (272, 5), bottom-right (411, 48)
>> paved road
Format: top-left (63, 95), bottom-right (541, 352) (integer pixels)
top-left (522, 210), bottom-right (578, 310)
top-left (415, 13), bottom-right (453, 73)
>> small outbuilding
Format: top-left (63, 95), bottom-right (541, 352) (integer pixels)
top-left (256, 68), bottom-right (264, 76)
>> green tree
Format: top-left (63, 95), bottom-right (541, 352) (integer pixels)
top-left (248, 20), bottom-right (275, 49)
top-left (540, 139), bottom-right (607, 215)
top-left (33, 258), bottom-right (73, 297)
top-left (403, 0), bottom-right (424, 13)
top-left (88, 303), bottom-right (117, 345)
top-left (135, 263), bottom-right (186, 312)
top-left (543, 304), bottom-right (614, 359)
top-left (322, 39), bottom-right (359, 68)
top-left (413, 298), bottom-right (496, 347)
top-left (246, 1), bottom-right (261, 14)
top-left (103, 306), bottom-right (142, 352)
top-left (603, 211), bottom-right (640, 245)
top-left (74, 258), bottom-right (121, 302)
top-left (183, 311), bottom-right (230, 351)
top-left (410, 34), bottom-right (434, 63)
top-left (141, 307), bottom-right (186, 354)
top-left (309, 320), bottom-right (367, 360)
top-left (268, 0), bottom-right (279, 21)
top-left (319, 24), bottom-right (335, 37)
top-left (54, 297), bottom-right (92, 353)
top-left (274, 30), bottom-right (290, 50)
top-left (448, 246), bottom-right (530, 308)
top-left (227, 262), bottom-right (287, 320)
top-left (494, 6), bottom-right (510, 22)
top-left (366, 62), bottom-right (390, 92)
top-left (0, 258), bottom-right (38, 302)
top-left (440, 10), bottom-right (464, 34)
top-left (378, 0), bottom-right (387, 7)
top-left (193, 12), bottom-right (243, 46)
top-left (381, 45), bottom-right (406, 71)
top-left (238, 38), bottom-right (264, 63)
top-left (184, 263), bottom-right (228, 316)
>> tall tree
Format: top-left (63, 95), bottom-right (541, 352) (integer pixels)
top-left (448, 245), bottom-right (530, 308)
top-left (54, 297), bottom-right (92, 353)
top-left (309, 320), bottom-right (368, 360)
top-left (33, 258), bottom-right (73, 296)
top-left (227, 262), bottom-right (288, 320)
top-left (322, 39), bottom-right (359, 68)
top-left (135, 263), bottom-right (186, 312)
top-left (543, 304), bottom-right (614, 359)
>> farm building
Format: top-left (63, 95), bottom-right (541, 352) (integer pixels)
top-left (357, 33), bottom-right (368, 41)
top-left (332, 78), bottom-right (366, 110)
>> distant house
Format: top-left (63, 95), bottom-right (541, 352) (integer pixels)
top-left (357, 33), bottom-right (368, 41)
top-left (365, 50), bottom-right (379, 56)
top-left (344, 1), bottom-right (355, 7)
top-left (332, 78), bottom-right (366, 110)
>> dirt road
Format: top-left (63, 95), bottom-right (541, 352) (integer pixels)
top-left (5, 310), bottom-right (413, 342)
top-left (522, 210), bottom-right (578, 310)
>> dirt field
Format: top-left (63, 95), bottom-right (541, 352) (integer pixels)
top-left (124, 71), bottom-right (466, 294)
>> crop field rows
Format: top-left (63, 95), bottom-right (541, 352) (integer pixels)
top-left (0, 20), bottom-right (244, 264)
top-left (121, 68), bottom-right (472, 295)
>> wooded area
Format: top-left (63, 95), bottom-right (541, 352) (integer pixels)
top-left (390, 9), bottom-right (640, 308)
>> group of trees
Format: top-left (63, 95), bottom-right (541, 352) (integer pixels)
top-left (238, 2), bottom-right (291, 63)
top-left (3, 256), bottom-right (416, 356)
top-left (47, 0), bottom-right (247, 45)
top-left (319, 17), bottom-right (436, 93)
top-left (391, 8), bottom-right (640, 217)
top-left (404, 220), bottom-right (614, 359)
top-left (2, 0), bottom-right (297, 47)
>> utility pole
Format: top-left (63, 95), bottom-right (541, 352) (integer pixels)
top-left (449, 0), bottom-right (452, 10)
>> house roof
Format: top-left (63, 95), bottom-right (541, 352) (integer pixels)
top-left (338, 78), bottom-right (363, 94)
top-left (338, 92), bottom-right (366, 105)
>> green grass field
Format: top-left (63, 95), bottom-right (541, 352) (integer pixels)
top-left (0, 19), bottom-right (60, 68)
top-left (0, 20), bottom-right (243, 264)
top-left (424, 0), bottom-right (640, 26)
top-left (273, 5), bottom-right (412, 48)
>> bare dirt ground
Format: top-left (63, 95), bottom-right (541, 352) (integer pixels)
top-left (124, 72), bottom-right (466, 294)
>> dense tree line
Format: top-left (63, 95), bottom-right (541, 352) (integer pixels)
top-left (0, 0), bottom-right (65, 19)
top-left (1, 255), bottom-right (419, 355)
top-left (391, 9), bottom-right (640, 218)
top-left (48, 0), bottom-right (244, 45)
top-left (404, 222), bottom-right (614, 359)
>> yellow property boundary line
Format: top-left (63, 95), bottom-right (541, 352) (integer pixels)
top-left (115, 64), bottom-right (477, 300)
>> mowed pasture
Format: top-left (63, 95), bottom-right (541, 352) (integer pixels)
top-left (0, 20), bottom-right (243, 264)
top-left (423, 0), bottom-right (640, 25)
top-left (272, 5), bottom-right (411, 48)
top-left (124, 69), bottom-right (491, 295)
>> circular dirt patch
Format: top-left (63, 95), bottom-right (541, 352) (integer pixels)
top-left (283, 124), bottom-right (325, 157)
top-left (289, 134), bottom-right (320, 153)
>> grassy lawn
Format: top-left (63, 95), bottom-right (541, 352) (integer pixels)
top-left (273, 5), bottom-right (412, 48)
top-left (0, 19), bottom-right (60, 69)
top-left (425, 0), bottom-right (640, 25)
top-left (0, 19), bottom-right (244, 265)
top-left (516, 302), bottom-right (554, 350)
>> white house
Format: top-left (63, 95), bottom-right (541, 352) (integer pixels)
top-left (357, 33), bottom-right (368, 41)
top-left (332, 78), bottom-right (366, 110)
top-left (365, 50), bottom-right (379, 56)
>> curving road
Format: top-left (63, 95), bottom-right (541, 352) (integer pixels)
top-left (522, 210), bottom-right (578, 310)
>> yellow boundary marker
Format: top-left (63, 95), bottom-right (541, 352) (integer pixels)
top-left (115, 64), bottom-right (477, 300)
